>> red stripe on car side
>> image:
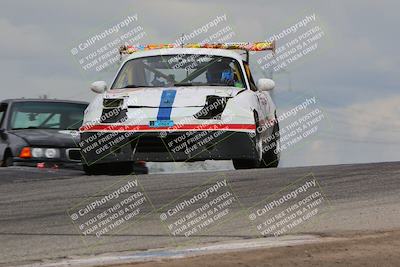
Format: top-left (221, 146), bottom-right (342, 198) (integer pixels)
top-left (80, 124), bottom-right (256, 132)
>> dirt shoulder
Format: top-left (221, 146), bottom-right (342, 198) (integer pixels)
top-left (110, 230), bottom-right (400, 267)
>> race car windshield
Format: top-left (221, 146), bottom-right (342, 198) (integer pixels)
top-left (112, 55), bottom-right (246, 89)
top-left (9, 102), bottom-right (87, 130)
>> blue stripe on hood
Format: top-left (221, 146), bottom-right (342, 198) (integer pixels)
top-left (157, 89), bottom-right (177, 120)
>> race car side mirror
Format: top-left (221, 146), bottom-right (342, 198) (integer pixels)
top-left (90, 81), bottom-right (108, 94)
top-left (257, 78), bottom-right (275, 91)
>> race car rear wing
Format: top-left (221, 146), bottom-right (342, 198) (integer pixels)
top-left (119, 41), bottom-right (276, 62)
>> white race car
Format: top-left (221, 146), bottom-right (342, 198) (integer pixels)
top-left (80, 42), bottom-right (280, 174)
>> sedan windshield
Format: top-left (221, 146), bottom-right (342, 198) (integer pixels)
top-left (9, 102), bottom-right (87, 130)
top-left (112, 54), bottom-right (245, 89)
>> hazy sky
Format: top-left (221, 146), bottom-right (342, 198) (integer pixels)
top-left (1, 0), bottom-right (399, 167)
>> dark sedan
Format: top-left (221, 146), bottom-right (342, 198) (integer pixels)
top-left (0, 99), bottom-right (88, 169)
top-left (0, 99), bottom-right (148, 174)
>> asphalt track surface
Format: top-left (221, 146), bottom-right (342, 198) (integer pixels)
top-left (0, 161), bottom-right (399, 266)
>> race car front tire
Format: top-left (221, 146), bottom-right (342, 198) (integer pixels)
top-left (232, 112), bottom-right (262, 170)
top-left (232, 158), bottom-right (260, 169)
top-left (259, 119), bottom-right (280, 168)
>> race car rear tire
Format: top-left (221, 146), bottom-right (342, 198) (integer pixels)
top-left (83, 162), bottom-right (134, 175)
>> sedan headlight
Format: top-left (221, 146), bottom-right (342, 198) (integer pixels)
top-left (44, 148), bottom-right (60, 158)
top-left (30, 148), bottom-right (60, 158)
top-left (31, 148), bottom-right (44, 158)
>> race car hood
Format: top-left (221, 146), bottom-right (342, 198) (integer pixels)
top-left (9, 129), bottom-right (80, 147)
top-left (105, 86), bottom-right (242, 107)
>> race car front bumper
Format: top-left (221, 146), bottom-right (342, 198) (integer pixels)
top-left (80, 129), bottom-right (258, 165)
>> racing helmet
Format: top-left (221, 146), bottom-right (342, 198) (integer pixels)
top-left (206, 60), bottom-right (235, 85)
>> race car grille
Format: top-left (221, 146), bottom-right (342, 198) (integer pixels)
top-left (134, 136), bottom-right (170, 153)
top-left (66, 148), bottom-right (82, 161)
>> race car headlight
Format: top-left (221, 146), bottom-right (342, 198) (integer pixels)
top-left (44, 148), bottom-right (60, 158)
top-left (194, 96), bottom-right (229, 120)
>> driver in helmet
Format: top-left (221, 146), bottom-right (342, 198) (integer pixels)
top-left (206, 60), bottom-right (236, 86)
